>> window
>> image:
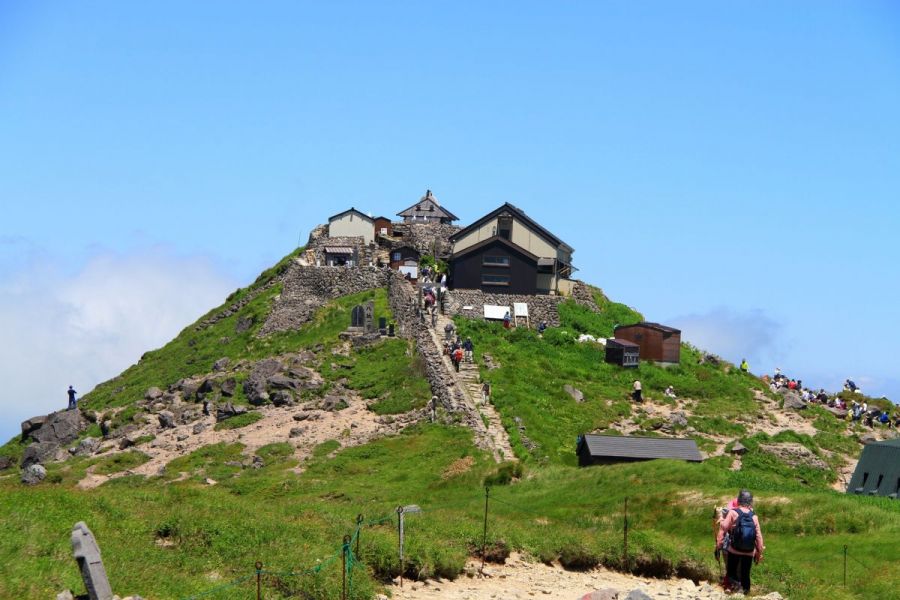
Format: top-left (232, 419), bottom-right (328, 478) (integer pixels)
top-left (380, 227), bottom-right (388, 235)
top-left (392, 252), bottom-right (401, 262)
top-left (498, 216), bottom-right (512, 240)
top-left (482, 274), bottom-right (510, 286)
top-left (483, 256), bottom-right (510, 267)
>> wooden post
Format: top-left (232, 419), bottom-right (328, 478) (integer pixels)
top-left (623, 497), bottom-right (629, 571)
top-left (397, 506), bottom-right (404, 588)
top-left (481, 486), bottom-right (490, 573)
top-left (843, 544), bottom-right (848, 587)
top-left (356, 514), bottom-right (364, 559)
top-left (255, 560), bottom-right (262, 600)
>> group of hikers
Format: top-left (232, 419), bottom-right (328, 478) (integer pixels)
top-left (764, 368), bottom-right (899, 428)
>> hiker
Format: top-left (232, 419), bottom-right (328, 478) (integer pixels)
top-left (67, 385), bottom-right (78, 410)
top-left (481, 382), bottom-right (491, 405)
top-left (716, 489), bottom-right (765, 595)
top-left (463, 337), bottom-right (474, 362)
top-left (444, 322), bottom-right (455, 341)
top-left (664, 385), bottom-right (677, 399)
top-left (503, 311), bottom-right (511, 329)
top-left (430, 395), bottom-right (438, 422)
top-left (845, 378), bottom-right (858, 393)
top-left (537, 321), bottom-right (547, 335)
top-left (631, 380), bottom-right (642, 403)
top-left (452, 346), bottom-right (463, 372)
top-left (740, 359), bottom-right (749, 373)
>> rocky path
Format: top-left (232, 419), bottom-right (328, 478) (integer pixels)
top-left (385, 553), bottom-right (783, 600)
top-left (430, 311), bottom-right (515, 463)
top-left (77, 395), bottom-right (407, 489)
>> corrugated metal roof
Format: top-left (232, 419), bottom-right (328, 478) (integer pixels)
top-left (579, 434), bottom-right (702, 462)
top-left (324, 246), bottom-right (354, 254)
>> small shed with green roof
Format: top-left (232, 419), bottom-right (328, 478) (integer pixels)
top-left (847, 438), bottom-right (900, 499)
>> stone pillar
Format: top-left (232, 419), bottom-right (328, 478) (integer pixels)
top-left (71, 522), bottom-right (114, 600)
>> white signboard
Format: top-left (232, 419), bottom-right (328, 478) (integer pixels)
top-left (513, 303), bottom-right (529, 318)
top-left (399, 265), bottom-right (419, 279)
top-left (484, 305), bottom-right (511, 320)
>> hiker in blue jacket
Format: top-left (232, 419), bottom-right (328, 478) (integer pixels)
top-left (67, 386), bottom-right (78, 410)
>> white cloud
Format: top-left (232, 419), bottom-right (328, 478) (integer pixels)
top-left (668, 307), bottom-right (786, 371)
top-left (0, 248), bottom-right (237, 443)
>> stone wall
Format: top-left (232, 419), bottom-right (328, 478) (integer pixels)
top-left (387, 222), bottom-right (460, 260)
top-left (386, 272), bottom-right (492, 449)
top-left (570, 280), bottom-right (601, 313)
top-left (259, 265), bottom-right (389, 335)
top-left (443, 289), bottom-right (564, 328)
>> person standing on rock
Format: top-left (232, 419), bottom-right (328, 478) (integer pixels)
top-left (716, 489), bottom-right (765, 594)
top-left (67, 385), bottom-right (78, 410)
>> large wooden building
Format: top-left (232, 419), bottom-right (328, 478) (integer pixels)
top-left (613, 322), bottom-right (681, 364)
top-left (448, 203), bottom-right (575, 295)
top-left (397, 190), bottom-right (459, 224)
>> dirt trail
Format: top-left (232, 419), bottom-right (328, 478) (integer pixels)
top-left (385, 553), bottom-right (781, 600)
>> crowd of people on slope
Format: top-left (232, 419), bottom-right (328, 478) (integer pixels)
top-left (764, 368), bottom-right (899, 428)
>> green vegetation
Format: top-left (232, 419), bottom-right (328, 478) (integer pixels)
top-left (328, 339), bottom-right (431, 415)
top-left (2, 424), bottom-right (897, 599)
top-left (214, 412), bottom-right (263, 431)
top-left (91, 450), bottom-right (150, 475)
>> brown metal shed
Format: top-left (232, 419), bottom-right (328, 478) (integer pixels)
top-left (613, 322), bottom-right (681, 364)
top-left (374, 217), bottom-right (392, 238)
top-left (605, 338), bottom-right (640, 367)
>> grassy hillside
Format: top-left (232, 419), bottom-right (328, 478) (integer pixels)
top-left (1, 269), bottom-right (897, 599)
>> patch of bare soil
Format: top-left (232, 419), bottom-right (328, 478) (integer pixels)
top-left (385, 552), bottom-right (752, 600)
top-left (77, 395), bottom-right (409, 489)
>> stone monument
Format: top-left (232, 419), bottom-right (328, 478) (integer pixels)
top-left (364, 300), bottom-right (375, 332)
top-left (71, 521), bottom-right (114, 600)
top-left (349, 305), bottom-right (365, 332)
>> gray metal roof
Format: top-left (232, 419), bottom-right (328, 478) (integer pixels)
top-left (579, 434), bottom-right (702, 462)
top-left (324, 246), bottom-right (354, 254)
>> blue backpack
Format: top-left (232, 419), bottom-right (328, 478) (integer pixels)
top-left (730, 509), bottom-right (757, 552)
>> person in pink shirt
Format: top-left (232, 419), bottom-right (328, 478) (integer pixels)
top-left (716, 489), bottom-right (765, 594)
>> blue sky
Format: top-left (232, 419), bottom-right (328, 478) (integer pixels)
top-left (1, 2), bottom-right (898, 441)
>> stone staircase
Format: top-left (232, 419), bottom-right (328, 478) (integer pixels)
top-left (428, 311), bottom-right (516, 463)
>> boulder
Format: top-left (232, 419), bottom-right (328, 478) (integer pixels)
top-left (289, 427), bottom-right (305, 438)
top-left (56, 590), bottom-right (74, 600)
top-left (564, 384), bottom-right (584, 403)
top-left (176, 378), bottom-right (201, 399)
top-left (669, 411), bottom-right (688, 427)
top-left (212, 357), bottom-right (230, 372)
top-left (860, 433), bottom-right (878, 445)
top-left (71, 437), bottom-right (100, 457)
top-left (782, 391), bottom-right (807, 411)
top-left (29, 410), bottom-right (87, 446)
top-left (193, 422), bottom-right (208, 435)
top-left (292, 411), bottom-right (311, 422)
top-left (271, 390), bottom-right (296, 407)
top-left (158, 411), bottom-right (176, 429)
top-left (216, 403), bottom-right (247, 422)
top-left (623, 591), bottom-right (652, 600)
top-left (243, 380), bottom-right (270, 406)
top-left (20, 415), bottom-right (48, 440)
top-left (21, 463), bottom-right (47, 485)
top-left (0, 455), bottom-right (13, 471)
top-left (220, 378), bottom-right (236, 397)
top-left (268, 374), bottom-right (304, 391)
top-left (144, 387), bottom-right (164, 401)
top-left (197, 379), bottom-right (217, 396)
top-left (100, 420), bottom-right (112, 438)
top-left (21, 442), bottom-right (67, 468)
top-left (235, 315), bottom-right (254, 333)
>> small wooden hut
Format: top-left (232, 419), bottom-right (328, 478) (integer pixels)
top-left (613, 322), bottom-right (681, 364)
top-left (605, 338), bottom-right (640, 367)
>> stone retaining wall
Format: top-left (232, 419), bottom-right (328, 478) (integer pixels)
top-left (386, 272), bottom-right (491, 448)
top-left (388, 222), bottom-right (460, 260)
top-left (443, 290), bottom-right (564, 327)
top-left (259, 265), bottom-right (389, 335)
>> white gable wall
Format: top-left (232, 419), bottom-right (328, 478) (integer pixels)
top-left (329, 213), bottom-right (374, 243)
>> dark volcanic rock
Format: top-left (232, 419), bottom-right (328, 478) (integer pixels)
top-left (220, 378), bottom-right (236, 397)
top-left (28, 411), bottom-right (87, 446)
top-left (158, 411), bottom-right (176, 429)
top-left (212, 357), bottom-right (230, 372)
top-left (271, 390), bottom-right (296, 407)
top-left (21, 442), bottom-right (66, 468)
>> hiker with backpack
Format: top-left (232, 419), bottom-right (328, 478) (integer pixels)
top-left (716, 489), bottom-right (765, 594)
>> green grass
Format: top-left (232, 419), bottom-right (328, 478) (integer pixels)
top-left (92, 450), bottom-right (151, 475)
top-left (328, 339), bottom-right (431, 415)
top-left (1, 424), bottom-right (897, 600)
top-left (214, 412), bottom-right (263, 431)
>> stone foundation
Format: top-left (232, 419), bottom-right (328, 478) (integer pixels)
top-left (443, 290), bottom-right (564, 327)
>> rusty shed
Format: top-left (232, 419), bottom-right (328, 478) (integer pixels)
top-left (613, 322), bottom-right (681, 364)
top-left (374, 216), bottom-right (392, 238)
top-left (605, 338), bottom-right (640, 367)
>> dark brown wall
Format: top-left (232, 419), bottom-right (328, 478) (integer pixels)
top-left (614, 325), bottom-right (681, 363)
top-left (450, 240), bottom-right (537, 295)
top-left (374, 218), bottom-right (392, 237)
top-left (389, 247), bottom-right (420, 270)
